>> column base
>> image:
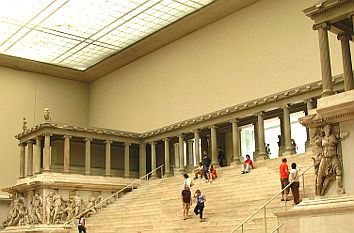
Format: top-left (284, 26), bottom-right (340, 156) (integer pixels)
top-left (282, 148), bottom-right (294, 156)
top-left (231, 159), bottom-right (241, 166)
top-left (256, 152), bottom-right (267, 161)
top-left (164, 172), bottom-right (172, 178)
top-left (322, 90), bottom-right (335, 97)
top-left (85, 172), bottom-right (91, 176)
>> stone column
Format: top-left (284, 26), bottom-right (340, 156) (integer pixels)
top-left (231, 119), bottom-right (241, 164)
top-left (194, 130), bottom-right (200, 165)
top-left (314, 23), bottom-right (334, 96)
top-left (150, 142), bottom-right (157, 178)
top-left (85, 138), bottom-right (92, 175)
top-left (283, 105), bottom-right (293, 155)
top-left (63, 135), bottom-right (71, 173)
top-left (210, 125), bottom-right (218, 165)
top-left (105, 141), bottom-right (112, 176)
top-left (34, 137), bottom-right (41, 174)
top-left (305, 99), bottom-right (314, 150)
top-left (187, 140), bottom-right (194, 171)
top-left (174, 142), bottom-right (180, 171)
top-left (19, 143), bottom-right (26, 178)
top-left (27, 141), bottom-right (33, 176)
top-left (139, 143), bottom-right (146, 177)
top-left (178, 134), bottom-right (185, 173)
top-left (43, 134), bottom-right (51, 172)
top-left (278, 116), bottom-right (285, 156)
top-left (338, 33), bottom-right (354, 91)
top-left (164, 138), bottom-right (171, 177)
top-left (253, 122), bottom-right (259, 159)
top-left (257, 113), bottom-right (266, 160)
top-left (124, 143), bottom-right (130, 178)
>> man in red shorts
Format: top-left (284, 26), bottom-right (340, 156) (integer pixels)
top-left (280, 158), bottom-right (290, 201)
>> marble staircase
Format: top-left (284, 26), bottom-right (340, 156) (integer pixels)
top-left (72, 153), bottom-right (315, 233)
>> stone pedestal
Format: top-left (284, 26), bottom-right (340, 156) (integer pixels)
top-left (275, 196), bottom-right (354, 233)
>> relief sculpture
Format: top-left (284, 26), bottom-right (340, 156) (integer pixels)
top-left (313, 124), bottom-right (349, 196)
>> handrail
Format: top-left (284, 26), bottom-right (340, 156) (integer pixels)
top-left (48, 165), bottom-right (165, 233)
top-left (271, 223), bottom-right (284, 233)
top-left (230, 163), bottom-right (314, 233)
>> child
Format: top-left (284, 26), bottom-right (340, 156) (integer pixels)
top-left (193, 189), bottom-right (206, 221)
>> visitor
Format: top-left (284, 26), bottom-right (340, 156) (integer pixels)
top-left (202, 151), bottom-right (211, 180)
top-left (77, 214), bottom-right (86, 233)
top-left (183, 174), bottom-right (192, 188)
top-left (193, 189), bottom-right (206, 222)
top-left (194, 162), bottom-right (204, 179)
top-left (217, 146), bottom-right (225, 167)
top-left (265, 143), bottom-right (271, 158)
top-left (292, 139), bottom-right (298, 154)
top-left (280, 158), bottom-right (290, 201)
top-left (289, 162), bottom-right (300, 205)
top-left (241, 154), bottom-right (254, 174)
top-left (181, 185), bottom-right (192, 220)
top-left (207, 164), bottom-right (217, 182)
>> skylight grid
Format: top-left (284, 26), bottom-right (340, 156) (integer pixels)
top-left (0, 0), bottom-right (214, 70)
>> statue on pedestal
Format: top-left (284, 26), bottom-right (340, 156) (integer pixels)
top-left (314, 124), bottom-right (348, 196)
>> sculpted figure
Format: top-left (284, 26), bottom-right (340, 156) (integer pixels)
top-left (316, 124), bottom-right (346, 195)
top-left (72, 191), bottom-right (83, 217)
top-left (43, 108), bottom-right (51, 121)
top-left (63, 199), bottom-right (74, 222)
top-left (95, 191), bottom-right (103, 210)
top-left (85, 193), bottom-right (96, 217)
top-left (3, 200), bottom-right (16, 227)
top-left (31, 192), bottom-right (43, 224)
top-left (311, 128), bottom-right (323, 195)
top-left (45, 191), bottom-right (54, 224)
top-left (51, 191), bottom-right (63, 224)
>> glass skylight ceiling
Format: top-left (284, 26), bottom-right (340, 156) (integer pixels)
top-left (0, 0), bottom-right (213, 71)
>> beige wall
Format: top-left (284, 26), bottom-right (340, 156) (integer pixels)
top-left (89, 0), bottom-right (346, 132)
top-left (0, 66), bottom-right (89, 191)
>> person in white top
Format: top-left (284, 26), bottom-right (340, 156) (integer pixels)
top-left (289, 162), bottom-right (300, 205)
top-left (77, 214), bottom-right (86, 233)
top-left (183, 174), bottom-right (192, 188)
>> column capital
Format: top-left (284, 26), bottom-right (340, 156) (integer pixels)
top-left (84, 137), bottom-right (92, 142)
top-left (44, 133), bottom-right (53, 137)
top-left (282, 104), bottom-right (290, 109)
top-left (209, 125), bottom-right (218, 129)
top-left (187, 139), bottom-right (194, 143)
top-left (337, 33), bottom-right (351, 41)
top-left (256, 111), bottom-right (264, 117)
top-left (150, 141), bottom-right (157, 145)
top-left (63, 135), bottom-right (72, 139)
top-left (192, 129), bottom-right (200, 133)
top-left (178, 133), bottom-right (185, 138)
top-left (304, 98), bottom-right (313, 104)
top-left (18, 142), bottom-right (26, 147)
top-left (163, 138), bottom-right (170, 142)
top-left (124, 142), bottom-right (131, 146)
top-left (104, 140), bottom-right (113, 144)
top-left (35, 136), bottom-right (42, 140)
top-left (230, 118), bottom-right (239, 124)
top-left (313, 22), bottom-right (331, 31)
top-left (26, 140), bottom-right (34, 145)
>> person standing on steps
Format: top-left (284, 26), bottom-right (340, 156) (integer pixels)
top-left (217, 146), bottom-right (225, 167)
top-left (181, 185), bottom-right (192, 220)
top-left (77, 214), bottom-right (86, 233)
top-left (202, 151), bottom-right (211, 181)
top-left (193, 189), bottom-right (206, 222)
top-left (289, 162), bottom-right (300, 205)
top-left (280, 158), bottom-right (290, 201)
top-left (183, 174), bottom-right (192, 188)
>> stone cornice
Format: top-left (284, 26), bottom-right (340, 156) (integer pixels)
top-left (303, 0), bottom-right (353, 20)
top-left (15, 75), bottom-right (345, 144)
